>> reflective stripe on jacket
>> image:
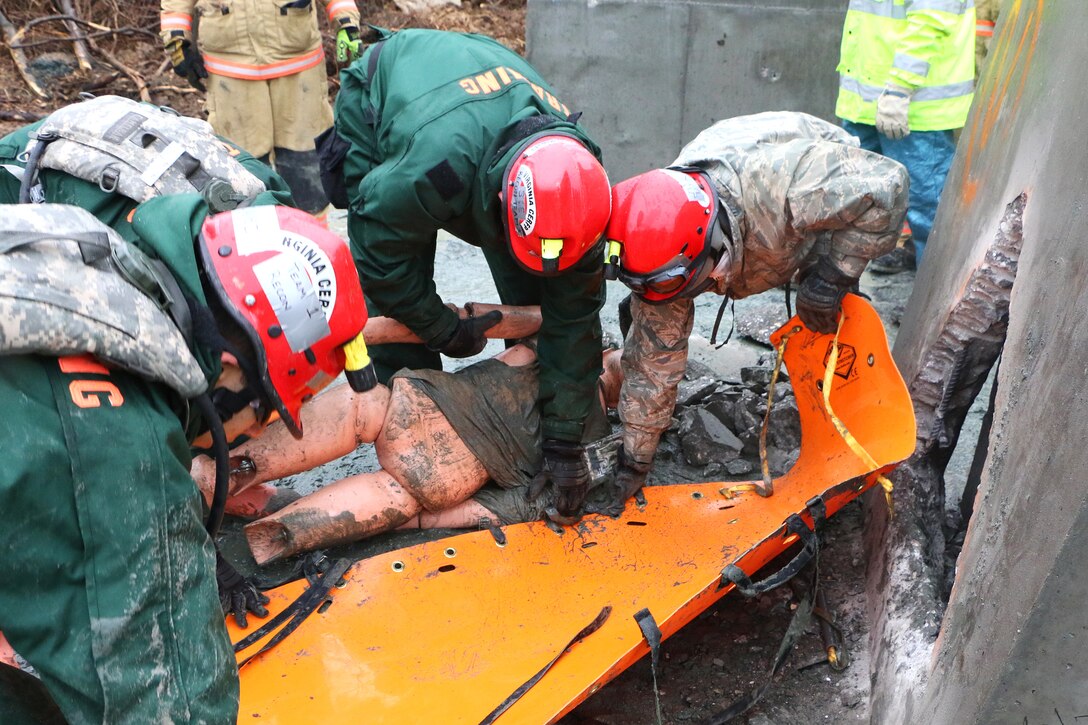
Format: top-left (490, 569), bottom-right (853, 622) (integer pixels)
top-left (835, 0), bottom-right (976, 131)
top-left (160, 0), bottom-right (360, 77)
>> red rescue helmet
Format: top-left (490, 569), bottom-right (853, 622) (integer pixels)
top-left (199, 206), bottom-right (375, 439)
top-left (604, 168), bottom-right (728, 304)
top-left (502, 134), bottom-right (611, 276)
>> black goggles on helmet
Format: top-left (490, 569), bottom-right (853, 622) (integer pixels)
top-left (616, 252), bottom-right (714, 297)
top-left (618, 216), bottom-right (728, 300)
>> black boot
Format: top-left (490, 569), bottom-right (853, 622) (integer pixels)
top-left (274, 147), bottom-right (329, 214)
top-left (868, 245), bottom-right (916, 275)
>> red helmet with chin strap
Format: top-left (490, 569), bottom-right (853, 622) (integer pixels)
top-left (604, 168), bottom-right (727, 304)
top-left (502, 134), bottom-right (611, 276)
top-left (199, 205), bottom-right (375, 439)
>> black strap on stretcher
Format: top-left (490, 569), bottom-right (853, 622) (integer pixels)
top-left (479, 605), bottom-right (612, 725)
top-left (703, 497), bottom-right (827, 724)
top-left (704, 567), bottom-right (818, 725)
top-left (232, 557), bottom-right (353, 669)
top-left (718, 496), bottom-right (826, 596)
top-left (634, 608), bottom-right (664, 725)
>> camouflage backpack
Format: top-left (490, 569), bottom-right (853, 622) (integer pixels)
top-left (19, 95), bottom-right (265, 212)
top-left (0, 203), bottom-right (207, 398)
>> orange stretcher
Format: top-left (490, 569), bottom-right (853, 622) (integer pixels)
top-left (227, 295), bottom-right (915, 724)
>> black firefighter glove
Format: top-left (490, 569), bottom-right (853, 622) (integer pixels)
top-left (530, 439), bottom-right (591, 524)
top-left (595, 447), bottom-right (652, 517)
top-left (618, 293), bottom-right (633, 340)
top-left (166, 37), bottom-right (208, 91)
top-left (796, 258), bottom-right (858, 334)
top-left (429, 309), bottom-right (503, 358)
top-left (216, 549), bottom-right (270, 628)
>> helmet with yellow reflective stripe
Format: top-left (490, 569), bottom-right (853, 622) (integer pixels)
top-left (501, 134), bottom-right (611, 276)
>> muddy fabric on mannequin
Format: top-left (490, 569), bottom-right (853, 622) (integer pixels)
top-left (392, 359), bottom-right (611, 524)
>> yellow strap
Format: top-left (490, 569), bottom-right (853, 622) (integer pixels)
top-left (540, 238), bottom-right (563, 260)
top-left (822, 314), bottom-right (895, 516)
top-left (342, 332), bottom-right (371, 371)
top-left (724, 324), bottom-right (801, 499)
top-left (604, 239), bottom-right (622, 264)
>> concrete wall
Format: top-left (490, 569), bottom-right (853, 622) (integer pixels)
top-left (526, 0), bottom-right (849, 181)
top-left (891, 1), bottom-right (1088, 722)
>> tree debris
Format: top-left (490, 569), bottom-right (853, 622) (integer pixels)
top-left (0, 9), bottom-right (47, 98)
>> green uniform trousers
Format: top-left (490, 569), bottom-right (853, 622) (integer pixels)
top-left (0, 355), bottom-right (237, 724)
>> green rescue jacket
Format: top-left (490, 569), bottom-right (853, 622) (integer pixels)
top-left (0, 118), bottom-right (293, 724)
top-left (335, 29), bottom-right (606, 442)
top-left (836, 0), bottom-right (975, 131)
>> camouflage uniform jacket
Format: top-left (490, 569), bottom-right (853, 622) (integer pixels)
top-left (619, 111), bottom-right (908, 465)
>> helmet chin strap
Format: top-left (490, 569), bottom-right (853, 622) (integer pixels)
top-left (193, 392), bottom-right (230, 538)
top-left (709, 296), bottom-right (735, 349)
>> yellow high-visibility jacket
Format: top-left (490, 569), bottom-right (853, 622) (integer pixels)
top-left (836, 0), bottom-right (975, 131)
top-left (161, 0), bottom-right (360, 80)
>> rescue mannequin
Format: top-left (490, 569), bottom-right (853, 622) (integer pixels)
top-left (193, 347), bottom-right (625, 564)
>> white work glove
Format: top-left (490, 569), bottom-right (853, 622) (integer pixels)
top-left (875, 83), bottom-right (913, 140)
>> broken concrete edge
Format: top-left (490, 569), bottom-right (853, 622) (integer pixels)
top-left (865, 194), bottom-right (1025, 724)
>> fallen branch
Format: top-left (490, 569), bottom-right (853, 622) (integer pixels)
top-left (8, 26), bottom-right (157, 50)
top-left (148, 84), bottom-right (201, 95)
top-left (0, 9), bottom-right (47, 98)
top-left (19, 14), bottom-right (109, 34)
top-left (53, 0), bottom-right (93, 72)
top-left (80, 71), bottom-right (121, 92)
top-left (86, 37), bottom-right (150, 101)
top-left (0, 110), bottom-right (46, 122)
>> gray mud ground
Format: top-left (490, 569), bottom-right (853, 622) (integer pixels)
top-left (220, 216), bottom-right (988, 724)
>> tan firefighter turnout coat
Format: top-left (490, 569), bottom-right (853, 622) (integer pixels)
top-left (161, 0), bottom-right (360, 80)
top-left (619, 111), bottom-right (909, 466)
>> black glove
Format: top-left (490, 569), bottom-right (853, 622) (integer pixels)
top-left (618, 293), bottom-right (633, 340)
top-left (429, 310), bottom-right (503, 358)
top-left (167, 38), bottom-right (208, 91)
top-left (587, 447), bottom-right (651, 517)
top-left (216, 550), bottom-right (269, 628)
top-left (529, 439), bottom-right (591, 522)
top-left (796, 258), bottom-right (857, 334)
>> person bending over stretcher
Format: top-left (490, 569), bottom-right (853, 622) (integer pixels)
top-left (192, 346), bottom-right (624, 565)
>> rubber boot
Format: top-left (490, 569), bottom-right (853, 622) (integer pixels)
top-left (273, 147), bottom-right (329, 215)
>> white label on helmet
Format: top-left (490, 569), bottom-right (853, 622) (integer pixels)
top-left (662, 168), bottom-right (711, 207)
top-left (253, 253), bottom-right (331, 353)
top-left (233, 206), bottom-right (282, 256)
top-left (233, 207), bottom-right (339, 318)
top-left (277, 230), bottom-right (338, 317)
top-left (511, 165), bottom-right (536, 237)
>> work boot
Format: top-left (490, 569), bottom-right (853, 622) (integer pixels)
top-left (869, 245), bottom-right (916, 275)
top-left (274, 147), bottom-right (330, 214)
